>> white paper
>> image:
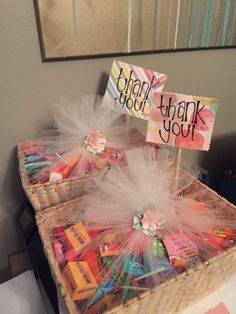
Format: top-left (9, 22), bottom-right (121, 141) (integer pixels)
top-left (0, 270), bottom-right (47, 314)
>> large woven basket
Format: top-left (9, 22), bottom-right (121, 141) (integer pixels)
top-left (36, 180), bottom-right (236, 314)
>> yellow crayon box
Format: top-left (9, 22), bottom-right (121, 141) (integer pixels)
top-left (62, 261), bottom-right (98, 301)
top-left (64, 223), bottom-right (91, 254)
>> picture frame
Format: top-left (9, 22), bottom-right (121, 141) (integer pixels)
top-left (34, 0), bottom-right (236, 62)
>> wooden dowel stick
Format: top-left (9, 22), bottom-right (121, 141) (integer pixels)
top-left (126, 115), bottom-right (130, 139)
top-left (175, 147), bottom-right (182, 193)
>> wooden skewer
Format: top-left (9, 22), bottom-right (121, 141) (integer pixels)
top-left (175, 147), bottom-right (182, 194)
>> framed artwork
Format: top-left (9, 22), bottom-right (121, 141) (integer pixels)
top-left (34, 0), bottom-right (236, 62)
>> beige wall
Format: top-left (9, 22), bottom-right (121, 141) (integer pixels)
top-left (0, 1), bottom-right (235, 281)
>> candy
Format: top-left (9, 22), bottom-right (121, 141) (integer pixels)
top-left (85, 293), bottom-right (118, 314)
top-left (100, 280), bottom-right (116, 294)
top-left (81, 248), bottom-right (101, 282)
top-left (214, 227), bottom-right (235, 240)
top-left (22, 143), bottom-right (43, 155)
top-left (64, 223), bottom-right (91, 255)
top-left (62, 262), bottom-right (98, 301)
top-left (97, 256), bottom-right (114, 275)
top-left (163, 233), bottom-right (200, 267)
top-left (99, 232), bottom-right (124, 257)
top-left (49, 155), bottom-right (81, 180)
top-left (53, 240), bottom-right (64, 264)
top-left (86, 228), bottom-right (102, 239)
top-left (152, 239), bottom-right (167, 257)
top-left (123, 254), bottom-right (145, 277)
top-left (85, 293), bottom-right (108, 313)
top-left (22, 143), bottom-right (129, 184)
top-left (201, 227), bottom-right (235, 249)
top-left (22, 142), bottom-right (131, 184)
top-left (52, 226), bottom-right (77, 263)
top-left (49, 172), bottom-right (63, 181)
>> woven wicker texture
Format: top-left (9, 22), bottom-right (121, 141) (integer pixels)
top-left (18, 143), bottom-right (101, 211)
top-left (36, 180), bottom-right (236, 314)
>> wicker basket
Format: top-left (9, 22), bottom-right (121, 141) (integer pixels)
top-left (18, 130), bottom-right (148, 211)
top-left (36, 180), bottom-right (236, 314)
top-left (18, 142), bottom-right (114, 211)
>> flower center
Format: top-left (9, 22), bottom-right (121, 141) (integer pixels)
top-left (133, 208), bottom-right (166, 237)
top-left (83, 131), bottom-right (106, 154)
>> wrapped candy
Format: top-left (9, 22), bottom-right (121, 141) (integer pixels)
top-left (50, 147), bottom-right (236, 313)
top-left (22, 95), bottom-right (149, 184)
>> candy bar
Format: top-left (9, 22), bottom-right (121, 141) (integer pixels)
top-left (163, 233), bottom-right (200, 267)
top-left (62, 262), bottom-right (98, 301)
top-left (123, 254), bottom-right (145, 277)
top-left (64, 223), bottom-right (91, 254)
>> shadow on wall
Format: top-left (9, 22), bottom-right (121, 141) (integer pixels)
top-left (0, 147), bottom-right (27, 283)
top-left (199, 133), bottom-right (236, 190)
top-left (2, 147), bottom-right (26, 205)
top-left (96, 72), bottom-right (109, 96)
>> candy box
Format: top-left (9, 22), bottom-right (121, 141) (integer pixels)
top-left (163, 233), bottom-right (200, 267)
top-left (62, 261), bottom-right (98, 301)
top-left (37, 181), bottom-right (236, 314)
top-left (64, 223), bottom-right (91, 254)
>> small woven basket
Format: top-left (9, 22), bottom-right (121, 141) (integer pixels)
top-left (18, 142), bottom-right (109, 211)
top-left (18, 130), bottom-right (147, 212)
top-left (36, 180), bottom-right (236, 314)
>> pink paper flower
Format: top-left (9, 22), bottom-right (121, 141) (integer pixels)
top-left (133, 208), bottom-right (166, 236)
top-left (83, 130), bottom-right (106, 154)
top-left (142, 209), bottom-right (166, 231)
